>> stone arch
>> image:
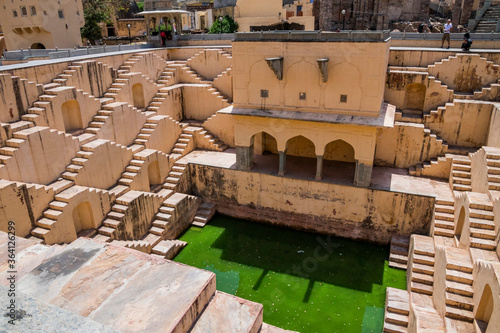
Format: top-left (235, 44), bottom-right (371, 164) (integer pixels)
top-left (251, 131), bottom-right (278, 155)
top-left (147, 161), bottom-right (161, 187)
top-left (61, 100), bottom-right (83, 133)
top-left (476, 284), bottom-right (493, 324)
top-left (323, 139), bottom-right (355, 163)
top-left (404, 83), bottom-right (426, 111)
top-left (132, 83), bottom-right (145, 109)
top-left (455, 206), bottom-right (466, 241)
top-left (31, 42), bottom-right (45, 49)
top-left (284, 135), bottom-right (316, 178)
top-left (285, 135), bottom-right (316, 159)
top-left (72, 201), bottom-right (94, 233)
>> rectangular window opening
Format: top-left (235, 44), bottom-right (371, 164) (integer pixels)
top-left (340, 94), bottom-right (348, 103)
top-left (30, 6), bottom-right (36, 16)
top-left (58, 10), bottom-right (64, 19)
top-left (13, 10), bottom-right (18, 17)
top-left (20, 6), bottom-right (27, 16)
top-left (260, 89), bottom-right (269, 98)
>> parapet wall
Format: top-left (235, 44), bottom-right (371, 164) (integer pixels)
top-left (189, 164), bottom-right (434, 244)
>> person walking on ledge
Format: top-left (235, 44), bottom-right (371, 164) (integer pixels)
top-left (441, 19), bottom-right (452, 49)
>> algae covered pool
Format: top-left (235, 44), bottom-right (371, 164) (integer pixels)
top-left (174, 214), bottom-right (406, 333)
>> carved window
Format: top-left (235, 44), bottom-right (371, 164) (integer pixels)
top-left (20, 6), bottom-right (27, 16)
top-left (30, 6), bottom-right (36, 16)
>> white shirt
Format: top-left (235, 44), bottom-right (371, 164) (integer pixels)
top-left (444, 23), bottom-right (452, 33)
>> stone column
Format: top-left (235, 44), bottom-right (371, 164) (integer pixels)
top-left (353, 160), bottom-right (373, 187)
top-left (236, 146), bottom-right (254, 171)
top-left (319, 0), bottom-right (334, 31)
top-left (315, 155), bottom-right (323, 181)
top-left (278, 151), bottom-right (287, 176)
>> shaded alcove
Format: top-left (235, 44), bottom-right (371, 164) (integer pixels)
top-left (284, 135), bottom-right (316, 179)
top-left (132, 83), bottom-right (145, 109)
top-left (72, 201), bottom-right (94, 234)
top-left (475, 284), bottom-right (493, 331)
top-left (61, 100), bottom-right (83, 133)
top-left (147, 161), bottom-right (162, 191)
top-left (251, 131), bottom-right (279, 175)
top-left (31, 42), bottom-right (46, 49)
top-left (455, 207), bottom-right (465, 242)
top-left (322, 139), bottom-right (356, 185)
top-left (404, 83), bottom-right (426, 111)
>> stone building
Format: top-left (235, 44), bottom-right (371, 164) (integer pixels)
top-left (319, 0), bottom-right (430, 31)
top-left (0, 0), bottom-right (84, 50)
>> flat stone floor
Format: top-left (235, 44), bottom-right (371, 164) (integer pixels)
top-left (180, 149), bottom-right (454, 200)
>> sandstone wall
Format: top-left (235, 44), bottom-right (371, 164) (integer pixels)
top-left (189, 164), bottom-right (434, 244)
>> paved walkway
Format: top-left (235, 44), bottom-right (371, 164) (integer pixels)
top-left (180, 149), bottom-right (454, 200)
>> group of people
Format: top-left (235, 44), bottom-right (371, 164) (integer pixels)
top-left (441, 19), bottom-right (473, 51)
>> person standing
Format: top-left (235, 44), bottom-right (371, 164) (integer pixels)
top-left (441, 19), bottom-right (452, 49)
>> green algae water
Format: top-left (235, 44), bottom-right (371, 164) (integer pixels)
top-left (175, 215), bottom-right (406, 333)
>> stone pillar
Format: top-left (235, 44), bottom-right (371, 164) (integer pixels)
top-left (236, 146), bottom-right (254, 171)
top-left (452, 0), bottom-right (463, 29)
top-left (278, 151), bottom-right (287, 176)
top-left (461, 0), bottom-right (474, 25)
top-left (353, 160), bottom-right (373, 187)
top-left (315, 155), bottom-right (323, 181)
top-left (319, 0), bottom-right (334, 31)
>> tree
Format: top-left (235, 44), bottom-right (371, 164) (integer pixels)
top-left (208, 15), bottom-right (239, 34)
top-left (81, 0), bottom-right (113, 44)
top-left (81, 0), bottom-right (137, 44)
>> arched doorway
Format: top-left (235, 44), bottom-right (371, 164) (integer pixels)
top-left (404, 83), bottom-right (426, 111)
top-left (61, 100), bottom-right (83, 133)
top-left (455, 207), bottom-right (465, 242)
top-left (285, 135), bottom-right (316, 178)
top-left (31, 42), bottom-right (46, 49)
top-left (72, 202), bottom-right (94, 234)
top-left (147, 161), bottom-right (161, 191)
top-left (132, 83), bottom-right (145, 109)
top-left (251, 132), bottom-right (279, 174)
top-left (475, 284), bottom-right (493, 327)
top-left (322, 139), bottom-right (356, 184)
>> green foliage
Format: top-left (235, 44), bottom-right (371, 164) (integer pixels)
top-left (81, 0), bottom-right (113, 44)
top-left (137, 1), bottom-right (144, 12)
top-left (208, 15), bottom-right (238, 34)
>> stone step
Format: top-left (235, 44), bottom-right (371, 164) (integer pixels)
top-left (98, 226), bottom-right (116, 236)
top-left (446, 269), bottom-right (473, 285)
top-left (434, 219), bottom-right (454, 230)
top-left (470, 227), bottom-right (496, 240)
top-left (412, 263), bottom-right (434, 275)
top-left (445, 292), bottom-right (474, 311)
top-left (108, 211), bottom-right (125, 221)
top-left (469, 237), bottom-right (496, 250)
top-left (189, 291), bottom-right (263, 333)
top-left (43, 209), bottom-right (63, 220)
top-left (31, 227), bottom-right (50, 238)
top-left (390, 244), bottom-right (409, 256)
top-left (411, 272), bottom-right (433, 285)
top-left (153, 220), bottom-right (169, 228)
top-left (389, 252), bottom-right (407, 264)
top-left (385, 311), bottom-right (408, 327)
top-left (446, 281), bottom-right (473, 297)
top-left (410, 281), bottom-right (433, 295)
top-left (36, 218), bottom-right (57, 229)
top-left (433, 227), bottom-right (454, 237)
top-left (469, 209), bottom-right (494, 220)
top-left (150, 226), bottom-right (164, 236)
top-left (388, 261), bottom-right (407, 270)
top-left (453, 184), bottom-right (472, 191)
top-left (452, 163), bottom-right (471, 171)
top-left (445, 306), bottom-right (473, 322)
top-left (434, 212), bottom-right (454, 222)
top-left (469, 218), bottom-right (495, 230)
top-left (435, 204), bottom-right (454, 214)
top-left (383, 322), bottom-right (408, 333)
top-left (112, 204), bottom-right (128, 213)
top-left (156, 212), bottom-right (172, 221)
top-left (103, 219), bottom-right (120, 228)
top-left (49, 201), bottom-right (67, 211)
